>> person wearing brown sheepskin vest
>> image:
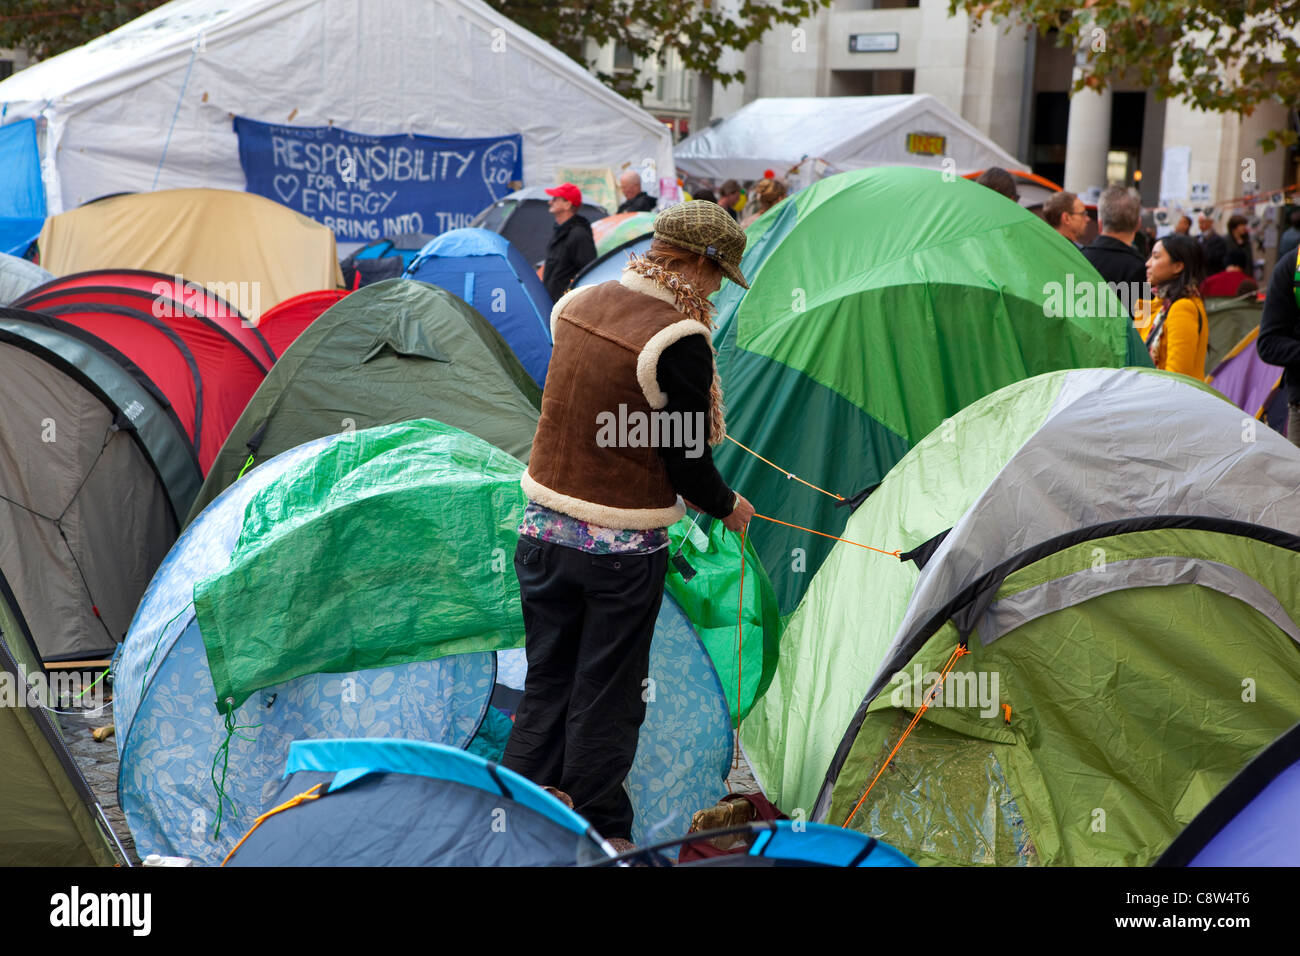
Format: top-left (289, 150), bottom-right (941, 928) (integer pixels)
top-left (502, 201), bottom-right (755, 844)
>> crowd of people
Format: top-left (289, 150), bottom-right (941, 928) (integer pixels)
top-left (986, 167), bottom-right (1300, 451)
top-left (539, 169), bottom-right (793, 304)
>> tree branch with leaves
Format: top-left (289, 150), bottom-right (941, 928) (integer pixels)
top-left (952, 0), bottom-right (1300, 149)
top-left (486, 0), bottom-right (831, 101)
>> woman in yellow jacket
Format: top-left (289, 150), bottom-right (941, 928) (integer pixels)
top-left (1136, 233), bottom-right (1209, 379)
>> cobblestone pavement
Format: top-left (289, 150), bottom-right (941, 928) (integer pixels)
top-left (60, 707), bottom-right (139, 865)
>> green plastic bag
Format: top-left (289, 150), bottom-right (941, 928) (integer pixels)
top-left (666, 513), bottom-right (782, 725)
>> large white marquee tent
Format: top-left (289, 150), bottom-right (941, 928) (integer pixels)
top-left (674, 94), bottom-right (1021, 183)
top-left (0, 0), bottom-right (675, 215)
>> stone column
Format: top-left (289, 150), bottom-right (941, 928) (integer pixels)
top-left (1063, 79), bottom-right (1113, 194)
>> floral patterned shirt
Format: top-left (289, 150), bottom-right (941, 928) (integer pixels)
top-left (518, 501), bottom-right (669, 554)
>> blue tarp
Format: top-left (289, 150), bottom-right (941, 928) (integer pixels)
top-left (0, 119), bottom-right (46, 256)
top-left (405, 228), bottom-right (553, 387)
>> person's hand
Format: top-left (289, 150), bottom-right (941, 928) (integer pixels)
top-left (722, 493), bottom-right (755, 534)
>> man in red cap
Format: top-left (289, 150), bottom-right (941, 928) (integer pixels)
top-left (542, 182), bottom-right (597, 302)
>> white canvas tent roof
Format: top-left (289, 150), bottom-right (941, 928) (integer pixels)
top-left (675, 94), bottom-right (1020, 182)
top-left (0, 0), bottom-right (674, 215)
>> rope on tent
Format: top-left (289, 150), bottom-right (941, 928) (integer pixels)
top-left (733, 523), bottom-right (747, 767)
top-left (152, 44), bottom-right (199, 190)
top-left (221, 782), bottom-right (325, 865)
top-left (841, 643), bottom-right (970, 831)
top-left (236, 453), bottom-right (256, 480)
top-left (210, 707), bottom-right (263, 840)
top-left (139, 601), bottom-right (195, 702)
top-left (53, 422), bottom-right (122, 644)
top-left (752, 513), bottom-right (901, 558)
top-left (725, 435), bottom-right (844, 501)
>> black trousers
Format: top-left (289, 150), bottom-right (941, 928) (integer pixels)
top-left (501, 535), bottom-right (668, 840)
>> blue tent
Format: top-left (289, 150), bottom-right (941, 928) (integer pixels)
top-left (574, 233), bottom-right (654, 289)
top-left (0, 120), bottom-right (46, 257)
top-left (117, 427), bottom-right (732, 865)
top-left (114, 432), bottom-right (500, 866)
top-left (1158, 722), bottom-right (1300, 866)
top-left (673, 821), bottom-right (915, 868)
top-left (225, 739), bottom-right (613, 866)
top-left (351, 234), bottom-right (433, 269)
top-left (405, 228), bottom-right (553, 387)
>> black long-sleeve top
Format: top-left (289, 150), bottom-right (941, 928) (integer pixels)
top-left (1256, 248), bottom-right (1300, 404)
top-left (654, 335), bottom-right (736, 519)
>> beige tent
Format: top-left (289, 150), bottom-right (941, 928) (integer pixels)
top-left (37, 189), bottom-right (343, 319)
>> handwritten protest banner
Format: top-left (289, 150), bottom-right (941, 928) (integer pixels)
top-left (554, 166), bottom-right (617, 216)
top-left (234, 117), bottom-right (523, 242)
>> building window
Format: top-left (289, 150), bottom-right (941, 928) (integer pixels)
top-left (837, 0), bottom-right (919, 8)
top-left (613, 43), bottom-right (636, 73)
top-left (829, 68), bottom-right (915, 96)
top-left (0, 61), bottom-right (13, 81)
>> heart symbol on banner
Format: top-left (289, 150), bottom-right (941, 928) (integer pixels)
top-left (480, 140), bottom-right (519, 202)
top-left (273, 174), bottom-right (300, 204)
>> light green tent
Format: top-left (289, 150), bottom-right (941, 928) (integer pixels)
top-left (742, 367), bottom-right (1300, 865)
top-left (185, 278), bottom-right (541, 525)
top-left (711, 167), bottom-right (1150, 617)
top-left (0, 599), bottom-right (123, 865)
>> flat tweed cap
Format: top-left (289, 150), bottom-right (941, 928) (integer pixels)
top-left (653, 200), bottom-right (749, 289)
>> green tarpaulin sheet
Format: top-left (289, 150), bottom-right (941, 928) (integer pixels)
top-left (195, 420), bottom-right (528, 712)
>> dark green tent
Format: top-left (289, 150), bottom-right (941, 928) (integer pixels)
top-left (0, 604), bottom-right (123, 865)
top-left (185, 279), bottom-right (542, 524)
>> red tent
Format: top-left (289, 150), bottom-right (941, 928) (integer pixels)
top-left (255, 289), bottom-right (350, 358)
top-left (14, 270), bottom-right (273, 472)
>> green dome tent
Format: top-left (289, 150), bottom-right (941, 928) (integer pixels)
top-left (711, 167), bottom-right (1150, 616)
top-left (0, 607), bottom-right (124, 865)
top-left (185, 278), bottom-right (541, 525)
top-left (741, 367), bottom-right (1300, 865)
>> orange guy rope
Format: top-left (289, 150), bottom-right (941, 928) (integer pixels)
top-left (725, 435), bottom-right (844, 501)
top-left (221, 782), bottom-right (324, 865)
top-left (841, 643), bottom-right (970, 831)
top-left (734, 523), bottom-right (747, 769)
top-left (752, 513), bottom-right (901, 558)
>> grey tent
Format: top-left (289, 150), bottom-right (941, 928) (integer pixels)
top-left (185, 278), bottom-right (541, 524)
top-left (468, 186), bottom-right (607, 267)
top-left (0, 309), bottom-right (201, 662)
top-left (0, 252), bottom-right (52, 307)
top-left (0, 618), bottom-right (126, 865)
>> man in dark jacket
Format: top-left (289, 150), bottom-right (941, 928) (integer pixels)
top-left (542, 182), bottom-right (597, 302)
top-left (1197, 214), bottom-right (1228, 275)
top-left (1082, 186), bottom-right (1147, 315)
top-left (616, 170), bottom-right (657, 214)
top-left (1255, 246), bottom-right (1300, 448)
